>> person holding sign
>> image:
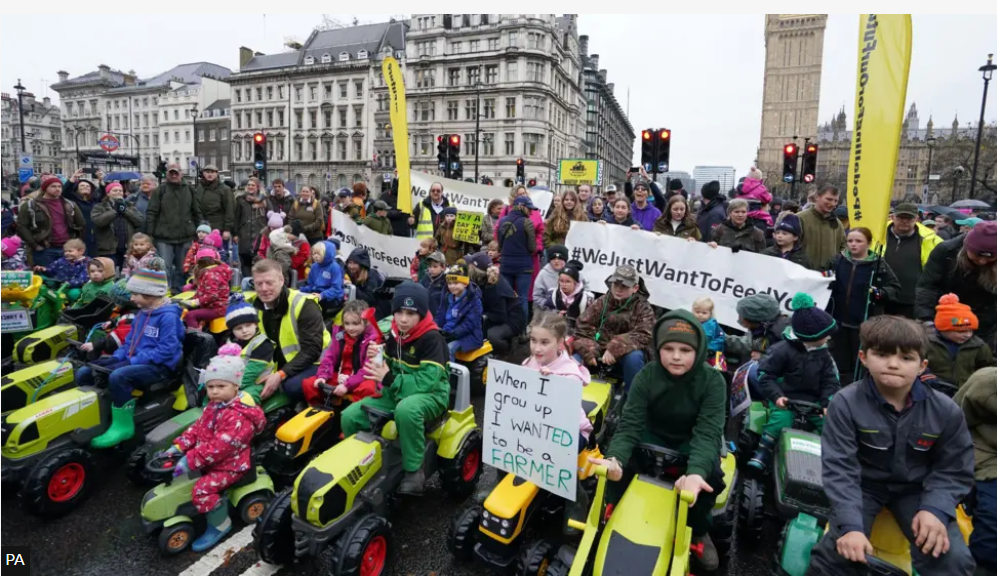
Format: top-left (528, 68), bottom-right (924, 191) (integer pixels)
top-left (589, 310), bottom-right (728, 571)
top-left (342, 282), bottom-right (451, 495)
top-left (435, 207), bottom-right (470, 266)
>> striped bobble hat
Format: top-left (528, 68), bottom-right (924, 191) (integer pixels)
top-left (125, 268), bottom-right (169, 297)
top-left (226, 296), bottom-right (258, 330)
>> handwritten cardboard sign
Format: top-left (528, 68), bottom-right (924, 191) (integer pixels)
top-left (483, 359), bottom-right (583, 501)
top-left (453, 211), bottom-right (483, 244)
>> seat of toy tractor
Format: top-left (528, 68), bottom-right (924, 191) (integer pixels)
top-left (362, 404), bottom-right (446, 433)
top-left (59, 297), bottom-right (116, 330)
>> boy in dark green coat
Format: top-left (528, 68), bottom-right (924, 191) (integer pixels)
top-left (590, 308), bottom-right (727, 570)
top-left (362, 200), bottom-right (393, 235)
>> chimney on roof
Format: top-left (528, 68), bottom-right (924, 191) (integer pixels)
top-left (578, 35), bottom-right (589, 58)
top-left (57, 70), bottom-right (69, 82)
top-left (43, 97), bottom-right (51, 106)
top-left (598, 69), bottom-right (608, 83)
top-left (607, 83), bottom-right (614, 94)
top-left (98, 64), bottom-right (110, 81)
top-left (589, 54), bottom-right (599, 70)
top-left (239, 47), bottom-right (256, 70)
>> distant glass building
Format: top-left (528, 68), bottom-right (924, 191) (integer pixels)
top-left (693, 166), bottom-right (736, 195)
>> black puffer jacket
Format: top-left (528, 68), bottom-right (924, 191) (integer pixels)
top-left (712, 219), bottom-right (766, 253)
top-left (756, 335), bottom-right (840, 407)
top-left (915, 234), bottom-right (997, 339)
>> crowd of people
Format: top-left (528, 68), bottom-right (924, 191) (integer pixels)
top-left (2, 163), bottom-right (997, 573)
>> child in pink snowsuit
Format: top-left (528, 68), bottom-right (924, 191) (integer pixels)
top-left (738, 167), bottom-right (773, 226)
top-left (166, 346), bottom-right (265, 552)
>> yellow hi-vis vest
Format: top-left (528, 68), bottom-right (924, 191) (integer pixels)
top-left (241, 333), bottom-right (275, 383)
top-left (257, 289), bottom-right (331, 365)
top-left (415, 202), bottom-right (437, 240)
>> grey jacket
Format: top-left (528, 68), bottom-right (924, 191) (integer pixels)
top-left (822, 377), bottom-right (974, 535)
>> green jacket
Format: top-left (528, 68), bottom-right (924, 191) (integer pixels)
top-left (605, 309), bottom-right (727, 478)
top-left (797, 206), bottom-right (846, 271)
top-left (15, 192), bottom-right (86, 251)
top-left (288, 198), bottom-right (326, 240)
top-left (362, 214), bottom-right (392, 235)
top-left (381, 315), bottom-right (450, 404)
top-left (75, 279), bottom-right (116, 308)
top-left (90, 197), bottom-right (144, 255)
top-left (196, 180), bottom-right (235, 233)
top-left (926, 331), bottom-right (995, 389)
top-left (954, 367), bottom-right (997, 481)
top-left (147, 181), bottom-right (204, 242)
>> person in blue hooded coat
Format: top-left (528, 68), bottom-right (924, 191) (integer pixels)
top-left (345, 246), bottom-right (386, 317)
top-left (299, 240), bottom-right (345, 316)
top-left (437, 261), bottom-right (484, 361)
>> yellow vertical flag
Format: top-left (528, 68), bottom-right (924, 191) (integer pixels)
top-left (846, 14), bottom-right (913, 248)
top-left (382, 56), bottom-right (412, 213)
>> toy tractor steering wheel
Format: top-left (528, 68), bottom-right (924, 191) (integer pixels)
top-left (786, 399), bottom-right (824, 428)
top-left (859, 556), bottom-right (908, 576)
top-left (636, 442), bottom-right (688, 480)
top-left (146, 453), bottom-right (181, 475)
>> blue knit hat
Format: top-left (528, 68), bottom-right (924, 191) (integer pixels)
top-left (775, 213), bottom-right (802, 237)
top-left (789, 292), bottom-right (836, 342)
top-left (225, 298), bottom-right (258, 330)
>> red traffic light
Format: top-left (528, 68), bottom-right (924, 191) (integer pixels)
top-left (642, 130), bottom-right (652, 141)
top-left (516, 158), bottom-right (523, 166)
top-left (806, 145), bottom-right (817, 153)
top-left (450, 135), bottom-right (461, 145)
top-left (784, 144), bottom-right (797, 154)
top-left (659, 129), bottom-right (670, 140)
top-left (254, 133), bottom-right (265, 144)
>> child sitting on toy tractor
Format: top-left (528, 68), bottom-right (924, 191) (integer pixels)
top-left (589, 310), bottom-right (728, 572)
top-left (78, 268), bottom-right (186, 448)
top-left (303, 300), bottom-right (383, 404)
top-left (808, 316), bottom-right (975, 575)
top-left (747, 293), bottom-right (839, 472)
top-left (159, 347), bottom-right (266, 551)
top-left (725, 292), bottom-right (791, 371)
top-left (572, 264), bottom-right (655, 394)
top-left (339, 281), bottom-right (450, 495)
top-left (223, 299), bottom-right (277, 405)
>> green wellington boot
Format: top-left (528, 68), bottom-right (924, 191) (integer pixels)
top-left (90, 399), bottom-right (137, 449)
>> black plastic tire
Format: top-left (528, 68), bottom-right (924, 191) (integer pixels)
top-left (447, 504), bottom-right (482, 562)
top-left (713, 470), bottom-right (739, 552)
top-left (158, 522), bottom-right (195, 556)
top-left (516, 539), bottom-right (554, 576)
top-left (439, 432), bottom-right (483, 498)
top-left (737, 428), bottom-right (758, 468)
top-left (23, 448), bottom-right (95, 517)
top-left (739, 477), bottom-right (765, 543)
top-left (331, 513), bottom-right (392, 576)
top-left (545, 556), bottom-right (570, 576)
top-left (252, 487), bottom-right (296, 565)
top-left (238, 490), bottom-right (272, 524)
top-left (125, 444), bottom-right (165, 487)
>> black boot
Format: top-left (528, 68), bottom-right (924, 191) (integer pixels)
top-left (748, 434), bottom-right (775, 473)
top-left (398, 470), bottom-right (425, 495)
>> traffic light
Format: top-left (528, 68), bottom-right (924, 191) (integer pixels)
top-left (640, 129), bottom-right (654, 172)
top-left (448, 135), bottom-right (462, 179)
top-left (253, 133), bottom-right (268, 183)
top-left (655, 129), bottom-right (671, 174)
top-left (516, 158), bottom-right (525, 184)
top-left (154, 159), bottom-right (167, 179)
top-left (528, 178), bottom-right (537, 188)
top-left (782, 143), bottom-right (798, 183)
top-left (437, 135), bottom-right (449, 173)
top-left (801, 144), bottom-right (819, 183)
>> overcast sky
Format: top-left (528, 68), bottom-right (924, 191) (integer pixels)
top-left (2, 14), bottom-right (994, 174)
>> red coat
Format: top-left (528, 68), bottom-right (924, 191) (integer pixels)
top-left (194, 264), bottom-right (232, 314)
top-left (174, 393), bottom-right (265, 473)
top-left (291, 241), bottom-right (311, 281)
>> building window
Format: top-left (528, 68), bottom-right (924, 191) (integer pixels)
top-left (198, 129), bottom-right (206, 142)
top-left (325, 84), bottom-right (332, 100)
top-left (505, 132), bottom-right (515, 155)
top-left (523, 133), bottom-right (541, 156)
top-left (447, 101), bottom-right (459, 121)
top-left (324, 111), bottom-right (332, 129)
top-left (256, 111), bottom-right (263, 126)
top-left (470, 40), bottom-right (480, 52)
top-left (309, 142), bottom-right (317, 161)
top-left (451, 41), bottom-right (463, 54)
top-left (164, 132), bottom-right (170, 143)
top-left (278, 86), bottom-right (285, 99)
top-left (527, 61), bottom-right (545, 82)
top-left (174, 131), bottom-right (180, 142)
top-left (483, 99), bottom-right (496, 119)
top-left (256, 87), bottom-right (263, 100)
top-left (185, 130), bottom-right (191, 142)
top-left (417, 101), bottom-right (434, 122)
top-left (339, 108), bottom-right (347, 128)
top-left (354, 106), bottom-right (363, 128)
top-left (416, 69), bottom-right (436, 88)
top-left (340, 82), bottom-right (347, 99)
top-left (277, 110), bottom-right (285, 126)
top-left (464, 133), bottom-right (475, 156)
top-left (354, 140), bottom-right (362, 161)
top-left (309, 86), bottom-right (317, 101)
top-left (506, 98), bottom-right (516, 118)
top-left (488, 37), bottom-right (499, 51)
top-left (294, 141), bottom-right (302, 161)
top-left (507, 62), bottom-right (518, 82)
top-left (219, 128), bottom-right (227, 140)
top-left (295, 111), bottom-right (303, 129)
top-left (267, 86), bottom-right (274, 100)
top-left (308, 110), bottom-right (317, 128)
top-left (173, 109), bottom-right (179, 120)
top-left (467, 67), bottom-right (480, 86)
top-left (485, 65), bottom-right (498, 85)
top-left (416, 135), bottom-right (432, 156)
top-left (267, 111), bottom-right (274, 126)
top-left (295, 86), bottom-right (302, 102)
top-left (449, 68), bottom-right (460, 87)
top-left (355, 81), bottom-right (363, 99)
top-left (509, 31), bottom-right (519, 47)
top-left (524, 97), bottom-right (544, 120)
top-left (483, 133), bottom-right (494, 156)
top-left (338, 140), bottom-right (347, 160)
top-left (465, 99), bottom-right (477, 120)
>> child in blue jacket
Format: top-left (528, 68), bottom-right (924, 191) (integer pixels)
top-left (78, 268), bottom-right (186, 449)
top-left (299, 240), bottom-right (344, 316)
top-left (692, 297), bottom-right (726, 365)
top-left (437, 261), bottom-right (484, 361)
top-left (420, 251), bottom-right (448, 321)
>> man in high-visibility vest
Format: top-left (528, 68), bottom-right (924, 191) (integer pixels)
top-left (251, 258), bottom-right (331, 401)
top-left (410, 181), bottom-right (449, 240)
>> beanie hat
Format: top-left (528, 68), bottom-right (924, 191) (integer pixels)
top-left (559, 260), bottom-right (584, 283)
top-left (196, 247), bottom-right (219, 262)
top-left (2, 235), bottom-right (22, 257)
top-left (145, 256), bottom-right (168, 272)
top-left (446, 262), bottom-right (470, 286)
top-left (442, 206), bottom-right (459, 217)
top-left (108, 279), bottom-right (134, 308)
top-left (465, 251), bottom-right (491, 271)
top-left (328, 237), bottom-right (341, 251)
top-left (392, 281), bottom-right (429, 318)
top-left (935, 293), bottom-right (978, 331)
top-left (126, 268), bottom-right (169, 297)
top-left (789, 293), bottom-right (836, 341)
top-left (267, 211), bottom-right (285, 230)
top-left (196, 224), bottom-right (212, 235)
top-left (633, 181), bottom-right (649, 192)
top-left (226, 298), bottom-right (259, 330)
top-left (204, 230), bottom-right (223, 248)
top-left (964, 221), bottom-right (997, 257)
top-left (289, 219), bottom-right (304, 238)
top-left (775, 213), bottom-right (802, 238)
top-left (701, 181), bottom-right (721, 201)
top-left (655, 317), bottom-right (701, 351)
top-left (200, 344), bottom-right (246, 387)
top-left (546, 244), bottom-right (569, 262)
top-left (736, 293), bottom-right (780, 322)
top-left (668, 179), bottom-right (684, 191)
top-left (105, 182), bottom-right (124, 196)
top-left (40, 175), bottom-right (61, 193)
top-left (747, 167), bottom-right (764, 181)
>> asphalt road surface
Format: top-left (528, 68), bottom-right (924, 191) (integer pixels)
top-left (2, 345), bottom-right (778, 576)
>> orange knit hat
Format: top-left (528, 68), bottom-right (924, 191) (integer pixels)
top-left (935, 294), bottom-right (978, 332)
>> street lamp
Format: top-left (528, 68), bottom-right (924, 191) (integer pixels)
top-left (190, 103), bottom-right (199, 176)
top-left (924, 136), bottom-right (936, 203)
top-left (951, 166), bottom-right (966, 205)
top-left (969, 54), bottom-right (996, 199)
top-left (14, 79), bottom-right (28, 153)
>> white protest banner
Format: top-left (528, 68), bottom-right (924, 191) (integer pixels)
top-left (484, 359), bottom-right (582, 501)
top-left (332, 211), bottom-right (421, 279)
top-left (565, 222), bottom-right (832, 329)
top-left (410, 171), bottom-right (553, 218)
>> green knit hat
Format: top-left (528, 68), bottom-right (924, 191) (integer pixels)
top-left (789, 292), bottom-right (837, 341)
top-left (656, 318), bottom-right (701, 352)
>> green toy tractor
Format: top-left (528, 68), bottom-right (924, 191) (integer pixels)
top-left (1, 276), bottom-right (69, 369)
top-left (141, 452), bottom-right (275, 556)
top-left (252, 363), bottom-right (482, 574)
top-left (738, 399), bottom-right (829, 542)
top-left (0, 330), bottom-right (215, 517)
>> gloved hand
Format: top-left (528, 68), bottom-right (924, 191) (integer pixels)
top-left (172, 455), bottom-right (190, 478)
top-left (155, 445), bottom-right (182, 459)
top-left (114, 200), bottom-right (126, 214)
top-left (869, 287), bottom-right (883, 302)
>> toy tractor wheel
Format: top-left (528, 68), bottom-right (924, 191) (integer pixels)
top-left (253, 488), bottom-right (296, 565)
top-left (546, 556), bottom-right (570, 576)
top-left (158, 522), bottom-right (195, 556)
top-left (712, 469), bottom-right (739, 554)
top-left (517, 539), bottom-right (554, 576)
top-left (125, 445), bottom-right (162, 487)
top-left (238, 490), bottom-right (272, 524)
top-left (331, 513), bottom-right (392, 576)
top-left (23, 447), bottom-right (94, 517)
top-left (447, 504), bottom-right (483, 561)
top-left (439, 431), bottom-right (483, 498)
top-left (470, 356), bottom-right (489, 396)
top-left (739, 477), bottom-right (765, 543)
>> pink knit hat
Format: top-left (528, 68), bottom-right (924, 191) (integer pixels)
top-left (105, 182), bottom-right (124, 195)
top-left (195, 247), bottom-right (219, 261)
top-left (2, 235), bottom-right (22, 257)
top-left (267, 211), bottom-right (285, 229)
top-left (964, 221), bottom-right (997, 257)
top-left (204, 229), bottom-right (223, 249)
